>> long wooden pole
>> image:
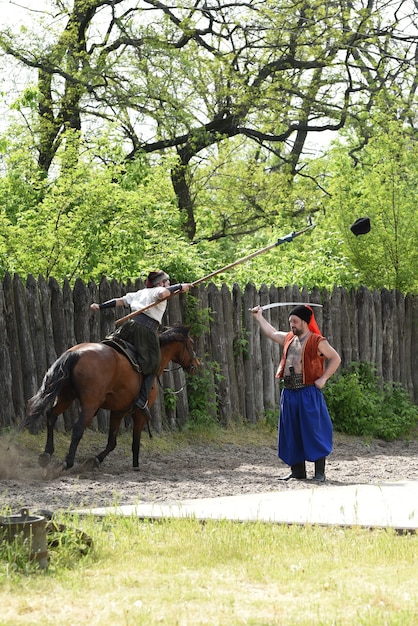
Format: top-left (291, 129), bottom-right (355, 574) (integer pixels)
top-left (114, 222), bottom-right (315, 326)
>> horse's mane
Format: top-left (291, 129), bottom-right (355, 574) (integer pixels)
top-left (159, 323), bottom-right (190, 346)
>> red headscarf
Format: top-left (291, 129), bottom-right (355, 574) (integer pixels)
top-left (289, 305), bottom-right (322, 335)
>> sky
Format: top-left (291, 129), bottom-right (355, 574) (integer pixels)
top-left (0, 1), bottom-right (56, 127)
top-left (1, 1), bottom-right (46, 26)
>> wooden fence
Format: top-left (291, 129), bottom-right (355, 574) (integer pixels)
top-left (1, 273), bottom-right (417, 432)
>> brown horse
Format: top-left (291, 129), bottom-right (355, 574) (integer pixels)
top-left (22, 324), bottom-right (199, 471)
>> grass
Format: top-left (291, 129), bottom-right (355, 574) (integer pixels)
top-left (2, 423), bottom-right (418, 624)
top-left (0, 513), bottom-right (417, 625)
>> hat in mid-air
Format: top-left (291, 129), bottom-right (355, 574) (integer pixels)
top-left (350, 217), bottom-right (371, 236)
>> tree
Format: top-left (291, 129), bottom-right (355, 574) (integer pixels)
top-left (1, 0), bottom-right (417, 245)
top-left (0, 129), bottom-right (202, 282)
top-left (325, 115), bottom-right (418, 292)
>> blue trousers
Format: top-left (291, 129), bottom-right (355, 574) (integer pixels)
top-left (278, 386), bottom-right (333, 466)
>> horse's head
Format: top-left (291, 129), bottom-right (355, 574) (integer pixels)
top-left (160, 324), bottom-right (199, 374)
top-left (182, 334), bottom-right (199, 374)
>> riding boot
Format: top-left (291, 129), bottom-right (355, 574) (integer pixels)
top-left (313, 457), bottom-right (326, 482)
top-left (134, 374), bottom-right (155, 420)
top-left (279, 461), bottom-right (307, 481)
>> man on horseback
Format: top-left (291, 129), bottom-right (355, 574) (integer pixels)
top-left (90, 270), bottom-right (192, 420)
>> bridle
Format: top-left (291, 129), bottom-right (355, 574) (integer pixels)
top-left (183, 337), bottom-right (198, 374)
top-left (159, 337), bottom-right (198, 394)
top-left (164, 337), bottom-right (197, 374)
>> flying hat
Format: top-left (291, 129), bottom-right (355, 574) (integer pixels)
top-left (350, 217), bottom-right (371, 236)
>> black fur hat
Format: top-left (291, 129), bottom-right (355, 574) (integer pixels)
top-left (289, 305), bottom-right (312, 323)
top-left (350, 217), bottom-right (371, 236)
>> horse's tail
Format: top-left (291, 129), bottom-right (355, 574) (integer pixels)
top-left (21, 351), bottom-right (81, 430)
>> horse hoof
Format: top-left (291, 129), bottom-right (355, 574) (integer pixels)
top-left (132, 466), bottom-right (140, 471)
top-left (80, 457), bottom-right (100, 472)
top-left (42, 461), bottom-right (66, 480)
top-left (38, 452), bottom-right (52, 467)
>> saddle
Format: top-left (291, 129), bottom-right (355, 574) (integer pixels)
top-left (101, 335), bottom-right (141, 373)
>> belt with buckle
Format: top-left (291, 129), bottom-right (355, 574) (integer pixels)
top-left (283, 374), bottom-right (309, 390)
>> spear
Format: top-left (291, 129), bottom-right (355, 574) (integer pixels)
top-left (114, 221), bottom-right (315, 326)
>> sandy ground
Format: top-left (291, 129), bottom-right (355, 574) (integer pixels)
top-left (1, 428), bottom-right (418, 515)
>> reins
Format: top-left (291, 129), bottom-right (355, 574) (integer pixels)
top-left (157, 376), bottom-right (185, 395)
top-left (158, 335), bottom-right (197, 394)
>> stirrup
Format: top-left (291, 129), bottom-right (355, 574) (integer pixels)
top-left (134, 399), bottom-right (152, 421)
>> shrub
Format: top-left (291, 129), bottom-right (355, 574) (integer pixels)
top-left (323, 362), bottom-right (418, 441)
top-left (185, 361), bottom-right (221, 430)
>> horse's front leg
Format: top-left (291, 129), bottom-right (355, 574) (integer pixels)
top-left (132, 410), bottom-right (148, 469)
top-left (94, 412), bottom-right (123, 466)
top-left (65, 407), bottom-right (95, 469)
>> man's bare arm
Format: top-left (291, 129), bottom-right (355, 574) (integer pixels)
top-left (315, 340), bottom-right (341, 389)
top-left (250, 306), bottom-right (287, 346)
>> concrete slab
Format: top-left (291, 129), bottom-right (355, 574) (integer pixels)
top-left (77, 480), bottom-right (418, 532)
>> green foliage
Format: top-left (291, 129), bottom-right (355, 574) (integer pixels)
top-left (263, 408), bottom-right (279, 433)
top-left (191, 138), bottom-right (294, 242)
top-left (185, 360), bottom-right (221, 430)
top-left (1, 82), bottom-right (418, 295)
top-left (182, 297), bottom-right (220, 430)
top-left (184, 295), bottom-right (214, 338)
top-left (233, 328), bottom-right (249, 360)
top-left (0, 134), bottom-right (205, 283)
top-left (323, 362), bottom-right (418, 441)
top-left (163, 387), bottom-right (178, 413)
top-left (1, 105), bottom-right (418, 294)
top-left (0, 2), bottom-right (418, 296)
top-left (230, 224), bottom-right (355, 291)
top-left (323, 116), bottom-right (418, 293)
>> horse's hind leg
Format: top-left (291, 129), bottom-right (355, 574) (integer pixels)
top-left (39, 394), bottom-right (74, 468)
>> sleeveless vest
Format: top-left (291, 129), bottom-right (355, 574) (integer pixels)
top-left (276, 332), bottom-right (325, 384)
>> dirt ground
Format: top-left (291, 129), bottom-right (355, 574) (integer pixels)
top-left (1, 428), bottom-right (418, 515)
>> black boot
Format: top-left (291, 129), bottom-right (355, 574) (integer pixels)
top-left (279, 461), bottom-right (307, 481)
top-left (313, 457), bottom-right (326, 482)
top-left (134, 374), bottom-right (155, 420)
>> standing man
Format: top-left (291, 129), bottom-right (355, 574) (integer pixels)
top-left (91, 270), bottom-right (192, 420)
top-left (251, 304), bottom-right (341, 482)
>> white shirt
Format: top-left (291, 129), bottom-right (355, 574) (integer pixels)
top-left (123, 287), bottom-right (167, 323)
